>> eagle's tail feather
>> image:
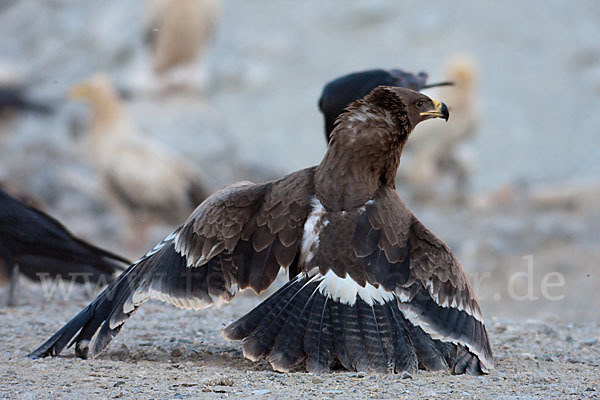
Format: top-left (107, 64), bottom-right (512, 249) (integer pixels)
top-left (398, 288), bottom-right (489, 375)
top-left (223, 274), bottom-right (419, 373)
top-left (453, 345), bottom-right (484, 375)
top-left (268, 278), bottom-right (319, 370)
top-left (401, 319), bottom-right (454, 371)
top-left (303, 289), bottom-right (335, 372)
top-left (224, 274), bottom-right (308, 362)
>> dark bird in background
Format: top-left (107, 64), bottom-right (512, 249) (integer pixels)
top-left (0, 65), bottom-right (53, 117)
top-left (318, 68), bottom-right (452, 143)
top-left (0, 85), bottom-right (53, 116)
top-left (31, 87), bottom-right (492, 376)
top-left (0, 188), bottom-right (129, 306)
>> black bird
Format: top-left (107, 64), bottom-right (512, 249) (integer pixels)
top-left (0, 85), bottom-right (53, 116)
top-left (30, 87), bottom-right (492, 375)
top-left (318, 68), bottom-right (451, 142)
top-left (0, 188), bottom-right (129, 306)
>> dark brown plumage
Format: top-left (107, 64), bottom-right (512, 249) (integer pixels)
top-left (30, 87), bottom-right (492, 375)
top-left (0, 188), bottom-right (129, 306)
top-left (0, 85), bottom-right (53, 116)
top-left (318, 68), bottom-right (452, 142)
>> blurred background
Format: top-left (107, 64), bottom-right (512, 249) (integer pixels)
top-left (0, 0), bottom-right (598, 322)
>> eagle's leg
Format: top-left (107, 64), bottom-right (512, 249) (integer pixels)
top-left (6, 263), bottom-right (19, 307)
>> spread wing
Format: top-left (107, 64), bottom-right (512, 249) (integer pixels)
top-left (30, 168), bottom-right (315, 359)
top-left (222, 187), bottom-right (492, 375)
top-left (354, 188), bottom-right (493, 372)
top-left (175, 169), bottom-right (313, 293)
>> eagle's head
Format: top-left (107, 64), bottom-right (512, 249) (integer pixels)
top-left (365, 86), bottom-right (449, 135)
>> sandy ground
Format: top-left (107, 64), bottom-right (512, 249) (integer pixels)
top-left (1, 288), bottom-right (598, 400)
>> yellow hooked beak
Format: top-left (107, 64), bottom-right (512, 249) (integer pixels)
top-left (420, 98), bottom-right (449, 121)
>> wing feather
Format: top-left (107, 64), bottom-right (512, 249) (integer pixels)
top-left (30, 169), bottom-right (314, 359)
top-left (348, 188), bottom-right (493, 372)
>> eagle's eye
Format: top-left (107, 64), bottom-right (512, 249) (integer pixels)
top-left (415, 99), bottom-right (425, 109)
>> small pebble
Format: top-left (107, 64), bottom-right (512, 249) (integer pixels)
top-left (170, 348), bottom-right (183, 358)
top-left (215, 377), bottom-right (234, 386)
top-left (521, 352), bottom-right (536, 361)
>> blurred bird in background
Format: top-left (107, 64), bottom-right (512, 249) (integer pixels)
top-left (0, 188), bottom-right (128, 306)
top-left (400, 56), bottom-right (480, 203)
top-left (69, 74), bottom-right (211, 241)
top-left (144, 0), bottom-right (221, 92)
top-left (0, 63), bottom-right (53, 123)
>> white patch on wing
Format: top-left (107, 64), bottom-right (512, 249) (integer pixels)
top-left (398, 304), bottom-right (493, 373)
top-left (192, 241), bottom-right (224, 267)
top-left (420, 279), bottom-right (484, 323)
top-left (394, 288), bottom-right (411, 303)
top-left (314, 269), bottom-right (394, 306)
top-left (113, 284), bottom-right (219, 330)
top-left (147, 287), bottom-right (214, 310)
top-left (131, 230), bottom-right (179, 266)
top-left (108, 229), bottom-right (184, 330)
top-left (173, 229), bottom-right (183, 253)
top-left (299, 197), bottom-right (328, 265)
top-left (147, 273), bottom-right (233, 310)
top-left (108, 226), bottom-right (232, 332)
